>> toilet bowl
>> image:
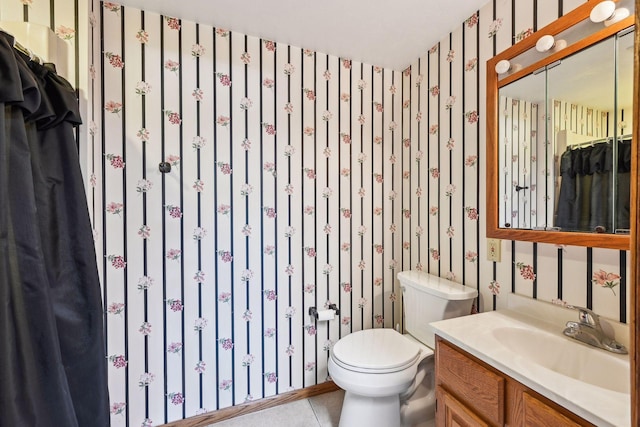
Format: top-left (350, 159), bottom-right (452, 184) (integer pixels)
top-left (329, 329), bottom-right (433, 427)
top-left (328, 270), bottom-right (477, 427)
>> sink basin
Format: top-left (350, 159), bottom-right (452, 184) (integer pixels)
top-left (492, 326), bottom-right (630, 394)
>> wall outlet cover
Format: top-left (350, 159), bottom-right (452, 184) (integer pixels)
top-left (487, 238), bottom-right (502, 262)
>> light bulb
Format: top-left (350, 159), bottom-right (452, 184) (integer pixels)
top-left (495, 59), bottom-right (511, 74)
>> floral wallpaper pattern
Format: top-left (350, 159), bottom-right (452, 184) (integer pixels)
top-left (403, 0), bottom-right (627, 331)
top-left (1, 0), bottom-right (79, 87)
top-left (91, 1), bottom-right (402, 424)
top-left (8, 0), bottom-right (623, 425)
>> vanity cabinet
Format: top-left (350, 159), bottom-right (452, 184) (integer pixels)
top-left (435, 337), bottom-right (594, 426)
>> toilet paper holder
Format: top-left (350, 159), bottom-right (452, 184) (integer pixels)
top-left (309, 304), bottom-right (340, 318)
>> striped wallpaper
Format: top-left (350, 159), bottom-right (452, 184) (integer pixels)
top-left (90, 2), bottom-right (404, 425)
top-left (498, 97), bottom-right (541, 229)
top-left (79, 0), bottom-right (630, 426)
top-left (0, 0), bottom-right (82, 89)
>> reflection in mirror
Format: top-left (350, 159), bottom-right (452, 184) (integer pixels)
top-left (497, 28), bottom-right (634, 234)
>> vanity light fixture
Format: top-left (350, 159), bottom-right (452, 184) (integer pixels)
top-left (590, 0), bottom-right (630, 26)
top-left (495, 59), bottom-right (511, 74)
top-left (495, 59), bottom-right (522, 75)
top-left (535, 34), bottom-right (567, 53)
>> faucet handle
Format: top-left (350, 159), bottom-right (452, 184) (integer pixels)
top-left (569, 305), bottom-right (601, 329)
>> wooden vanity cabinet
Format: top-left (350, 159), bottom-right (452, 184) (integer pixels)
top-left (434, 336), bottom-right (594, 426)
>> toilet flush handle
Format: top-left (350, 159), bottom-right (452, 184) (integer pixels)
top-left (400, 285), bottom-right (406, 293)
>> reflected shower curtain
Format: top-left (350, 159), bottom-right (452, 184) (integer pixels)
top-left (555, 139), bottom-right (631, 233)
top-left (0, 32), bottom-right (109, 426)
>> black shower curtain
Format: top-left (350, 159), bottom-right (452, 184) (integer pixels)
top-left (556, 139), bottom-right (631, 233)
top-left (0, 32), bottom-right (109, 426)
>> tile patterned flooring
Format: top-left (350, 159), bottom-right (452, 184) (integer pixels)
top-left (208, 390), bottom-right (345, 427)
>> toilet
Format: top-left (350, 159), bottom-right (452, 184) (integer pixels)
top-left (328, 270), bottom-right (478, 427)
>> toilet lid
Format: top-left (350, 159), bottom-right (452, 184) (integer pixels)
top-left (332, 329), bottom-right (421, 372)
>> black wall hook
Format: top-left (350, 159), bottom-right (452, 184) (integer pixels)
top-left (159, 162), bottom-right (171, 173)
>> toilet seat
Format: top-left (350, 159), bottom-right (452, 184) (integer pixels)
top-left (331, 329), bottom-right (421, 373)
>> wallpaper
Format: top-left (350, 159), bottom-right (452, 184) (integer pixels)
top-left (83, 0), bottom-right (629, 426)
top-left (498, 97), bottom-right (541, 229)
top-left (90, 2), bottom-right (403, 425)
top-left (0, 0), bottom-right (83, 94)
top-left (404, 0), bottom-right (629, 326)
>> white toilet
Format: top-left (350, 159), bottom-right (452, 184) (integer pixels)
top-left (328, 270), bottom-right (478, 427)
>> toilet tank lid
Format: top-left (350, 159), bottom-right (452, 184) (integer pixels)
top-left (397, 270), bottom-right (478, 300)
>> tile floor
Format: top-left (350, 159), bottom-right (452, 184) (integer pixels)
top-left (208, 389), bottom-right (345, 427)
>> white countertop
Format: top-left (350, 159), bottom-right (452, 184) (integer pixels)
top-left (431, 308), bottom-right (630, 427)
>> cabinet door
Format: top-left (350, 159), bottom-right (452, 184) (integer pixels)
top-left (522, 392), bottom-right (582, 427)
top-left (436, 339), bottom-right (505, 425)
top-left (438, 387), bottom-right (489, 427)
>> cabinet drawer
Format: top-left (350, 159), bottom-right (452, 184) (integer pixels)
top-left (436, 339), bottom-right (505, 426)
top-left (437, 387), bottom-right (490, 427)
top-left (522, 392), bottom-right (583, 426)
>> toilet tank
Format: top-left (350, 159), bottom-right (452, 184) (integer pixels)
top-left (398, 270), bottom-right (478, 349)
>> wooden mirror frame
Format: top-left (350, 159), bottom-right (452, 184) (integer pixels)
top-left (630, 1), bottom-right (638, 425)
top-left (486, 1), bottom-right (635, 250)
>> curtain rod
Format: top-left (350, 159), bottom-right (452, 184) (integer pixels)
top-left (570, 133), bottom-right (633, 149)
top-left (0, 26), bottom-right (43, 64)
top-left (13, 38), bottom-right (43, 64)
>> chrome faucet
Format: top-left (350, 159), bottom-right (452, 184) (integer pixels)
top-left (563, 306), bottom-right (627, 354)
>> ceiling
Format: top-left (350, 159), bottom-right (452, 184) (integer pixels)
top-left (115, 0), bottom-right (489, 71)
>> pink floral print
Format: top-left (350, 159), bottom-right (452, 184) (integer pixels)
top-left (165, 17), bottom-right (181, 30)
top-left (167, 342), bottom-right (182, 354)
top-left (489, 280), bottom-right (500, 295)
top-left (166, 249), bottom-right (181, 260)
top-left (136, 30), bottom-right (149, 44)
top-left (55, 26), bottom-right (75, 40)
top-left (465, 207), bottom-right (479, 220)
top-left (103, 2), bottom-right (120, 12)
top-left (263, 290), bottom-right (277, 301)
top-left (110, 402), bottom-right (126, 415)
top-left (169, 392), bottom-right (184, 405)
top-left (164, 59), bottom-right (179, 73)
top-left (107, 255), bottom-right (126, 269)
top-left (109, 354), bottom-right (127, 368)
top-left (515, 262), bottom-right (536, 280)
top-left (107, 302), bottom-right (125, 315)
top-left (446, 50), bottom-right (455, 62)
top-left (515, 28), bottom-right (534, 42)
top-left (466, 13), bottom-right (478, 28)
top-left (105, 52), bottom-right (124, 68)
top-left (219, 338), bottom-right (233, 350)
top-left (592, 270), bottom-right (620, 295)
top-left (264, 40), bottom-right (276, 51)
top-left (167, 299), bottom-right (183, 312)
top-left (106, 154), bottom-right (125, 169)
top-left (105, 101), bottom-right (122, 115)
top-left (217, 73), bottom-right (231, 86)
top-left (165, 110), bottom-right (181, 125)
top-left (488, 19), bottom-right (503, 38)
top-left (262, 122), bottom-right (276, 135)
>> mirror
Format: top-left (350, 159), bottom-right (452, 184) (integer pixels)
top-left (487, 1), bottom-right (635, 249)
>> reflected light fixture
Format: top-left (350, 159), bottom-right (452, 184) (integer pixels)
top-left (535, 35), bottom-right (567, 53)
top-left (590, 1), bottom-right (630, 26)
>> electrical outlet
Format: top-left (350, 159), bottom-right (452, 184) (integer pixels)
top-left (487, 239), bottom-right (502, 262)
